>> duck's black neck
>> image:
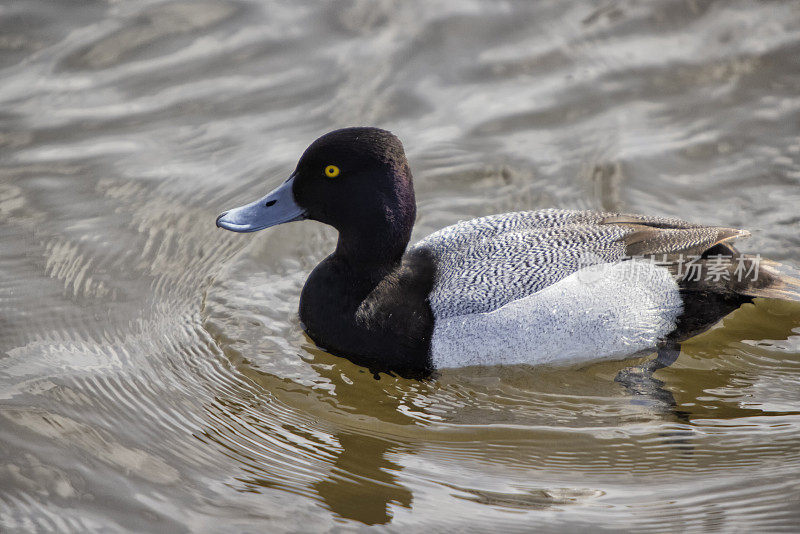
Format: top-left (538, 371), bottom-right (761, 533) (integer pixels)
top-left (331, 179), bottom-right (416, 270)
top-left (333, 220), bottom-right (412, 272)
top-left (301, 198), bottom-right (416, 333)
top-left (298, 200), bottom-right (434, 377)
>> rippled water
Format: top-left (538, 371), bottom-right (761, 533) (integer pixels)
top-left (2, 0), bottom-right (800, 531)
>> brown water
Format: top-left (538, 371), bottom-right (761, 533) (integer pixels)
top-left (2, 1), bottom-right (800, 531)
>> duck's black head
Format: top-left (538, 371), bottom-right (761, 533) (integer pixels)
top-left (217, 127), bottom-right (416, 264)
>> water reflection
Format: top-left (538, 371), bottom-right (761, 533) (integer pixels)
top-left (203, 388), bottom-right (413, 524)
top-left (444, 483), bottom-right (604, 511)
top-left (615, 343), bottom-right (690, 422)
top-left (196, 339), bottom-right (421, 525)
top-left (313, 432), bottom-right (412, 525)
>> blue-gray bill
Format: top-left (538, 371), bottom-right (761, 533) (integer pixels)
top-left (216, 174), bottom-right (306, 232)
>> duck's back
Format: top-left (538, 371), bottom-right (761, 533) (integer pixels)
top-left (414, 209), bottom-right (741, 319)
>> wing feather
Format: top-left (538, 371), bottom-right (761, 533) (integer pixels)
top-left (414, 209), bottom-right (749, 319)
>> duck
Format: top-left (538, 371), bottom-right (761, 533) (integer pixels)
top-left (216, 127), bottom-right (800, 378)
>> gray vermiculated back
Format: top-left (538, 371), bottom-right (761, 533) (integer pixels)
top-left (412, 209), bottom-right (732, 319)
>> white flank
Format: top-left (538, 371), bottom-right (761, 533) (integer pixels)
top-left (430, 261), bottom-right (683, 368)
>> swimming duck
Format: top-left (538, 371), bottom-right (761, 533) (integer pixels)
top-left (216, 127), bottom-right (800, 377)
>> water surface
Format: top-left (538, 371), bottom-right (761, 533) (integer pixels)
top-left (2, 0), bottom-right (800, 531)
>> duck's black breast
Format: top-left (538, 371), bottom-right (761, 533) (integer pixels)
top-left (298, 247), bottom-right (437, 377)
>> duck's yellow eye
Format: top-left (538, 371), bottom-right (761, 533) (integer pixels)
top-left (324, 165), bottom-right (340, 178)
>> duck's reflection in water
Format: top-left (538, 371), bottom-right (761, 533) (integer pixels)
top-left (616, 300), bottom-right (800, 423)
top-left (305, 346), bottom-right (415, 525)
top-left (615, 342), bottom-right (690, 422)
top-left (312, 431), bottom-right (412, 525)
top-left (202, 348), bottom-right (692, 526)
top-left (198, 343), bottom-right (418, 525)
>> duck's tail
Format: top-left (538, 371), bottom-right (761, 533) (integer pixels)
top-left (740, 257), bottom-right (800, 302)
top-left (669, 251), bottom-right (800, 303)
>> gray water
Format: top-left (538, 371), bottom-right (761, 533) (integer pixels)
top-left (2, 0), bottom-right (800, 532)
